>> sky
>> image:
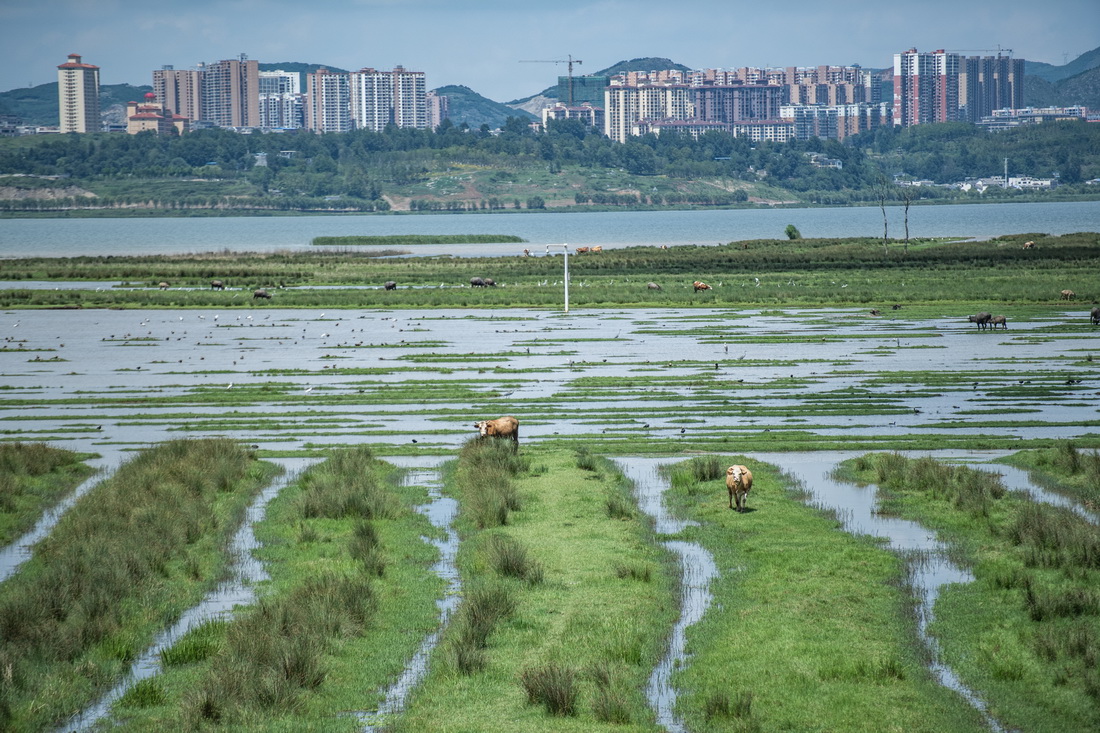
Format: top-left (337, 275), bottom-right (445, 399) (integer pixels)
top-left (2, 0), bottom-right (1098, 102)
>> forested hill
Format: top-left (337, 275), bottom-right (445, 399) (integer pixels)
top-left (0, 82), bottom-right (152, 126)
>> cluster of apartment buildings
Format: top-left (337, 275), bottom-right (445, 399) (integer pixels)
top-left (544, 49), bottom-right (1038, 144)
top-left (38, 48), bottom-right (1095, 144)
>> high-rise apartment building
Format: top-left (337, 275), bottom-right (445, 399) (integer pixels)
top-left (154, 66), bottom-right (203, 121)
top-left (200, 56), bottom-right (260, 127)
top-left (893, 49), bottom-right (960, 127)
top-left (426, 90), bottom-right (449, 130)
top-left (306, 69), bottom-right (352, 133)
top-left (57, 53), bottom-right (100, 133)
top-left (959, 55), bottom-right (1024, 122)
top-left (258, 70), bottom-right (303, 128)
top-left (348, 66), bottom-right (428, 132)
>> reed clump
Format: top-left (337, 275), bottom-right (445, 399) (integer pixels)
top-left (484, 533), bottom-right (543, 585)
top-left (520, 661), bottom-right (578, 716)
top-left (0, 442), bottom-right (93, 543)
top-left (448, 581), bottom-right (517, 675)
top-left (874, 453), bottom-right (1006, 517)
top-left (295, 446), bottom-right (401, 519)
top-left (453, 438), bottom-right (528, 529)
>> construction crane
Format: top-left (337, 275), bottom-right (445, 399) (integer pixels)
top-left (946, 46), bottom-right (1014, 56)
top-left (520, 55), bottom-right (584, 106)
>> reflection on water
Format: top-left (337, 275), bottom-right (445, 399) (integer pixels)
top-left (358, 456), bottom-right (459, 731)
top-left (58, 458), bottom-right (317, 733)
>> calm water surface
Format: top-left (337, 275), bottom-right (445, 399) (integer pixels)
top-left (2, 200), bottom-right (1098, 258)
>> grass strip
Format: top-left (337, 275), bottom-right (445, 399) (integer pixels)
top-left (391, 442), bottom-right (676, 732)
top-left (0, 442), bottom-right (94, 545)
top-left (999, 441), bottom-right (1100, 510)
top-left (0, 438), bottom-right (276, 732)
top-left (311, 235), bottom-right (526, 246)
top-left (836, 453), bottom-right (1100, 731)
top-left (105, 446), bottom-right (442, 730)
top-left (663, 455), bottom-right (986, 731)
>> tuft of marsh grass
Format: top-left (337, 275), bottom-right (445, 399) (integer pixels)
top-left (614, 562), bottom-right (652, 582)
top-left (484, 533), bottom-right (543, 585)
top-left (453, 439), bottom-right (528, 530)
top-left (295, 446), bottom-right (401, 519)
top-left (349, 520), bottom-right (387, 577)
top-left (448, 581), bottom-right (517, 676)
top-left (160, 619), bottom-right (227, 666)
top-left (520, 662), bottom-right (578, 717)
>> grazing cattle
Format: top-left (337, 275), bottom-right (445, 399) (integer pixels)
top-left (483, 278), bottom-right (496, 287)
top-left (991, 315), bottom-right (1008, 330)
top-left (473, 415), bottom-right (519, 447)
top-left (1022, 241), bottom-right (1036, 250)
top-left (892, 304), bottom-right (902, 310)
top-left (1061, 290), bottom-right (1075, 300)
top-left (647, 282), bottom-right (662, 291)
top-left (591, 246), bottom-right (602, 253)
top-left (726, 464), bottom-right (754, 512)
top-left (253, 289), bottom-right (272, 300)
top-left (968, 312), bottom-right (992, 330)
top-left (383, 281), bottom-right (397, 290)
top-left (693, 281), bottom-right (712, 292)
top-left (470, 277), bottom-right (487, 288)
top-left (210, 280), bottom-right (225, 290)
top-left (575, 246), bottom-right (590, 254)
top-left (158, 282), bottom-right (170, 290)
top-left (869, 309), bottom-right (880, 316)
top-left (523, 249), bottom-right (531, 257)
top-left (1091, 307), bottom-right (1099, 326)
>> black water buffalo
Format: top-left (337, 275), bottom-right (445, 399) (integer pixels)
top-left (647, 282), bottom-right (662, 291)
top-left (470, 277), bottom-right (487, 287)
top-left (253, 289), bottom-right (272, 300)
top-left (383, 281), bottom-right (397, 290)
top-left (210, 280), bottom-right (225, 290)
top-left (1091, 307), bottom-right (1099, 326)
top-left (991, 315), bottom-right (1008, 329)
top-left (968, 312), bottom-right (992, 330)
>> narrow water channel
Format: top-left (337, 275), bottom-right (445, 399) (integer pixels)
top-left (57, 457), bottom-right (318, 733)
top-left (0, 450), bottom-right (123, 584)
top-left (750, 451), bottom-right (1006, 732)
top-left (358, 456), bottom-right (459, 731)
top-left (614, 457), bottom-right (718, 733)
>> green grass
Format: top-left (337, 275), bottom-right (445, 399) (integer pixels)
top-left (663, 456), bottom-right (987, 732)
top-left (0, 442), bottom-right (94, 544)
top-left (836, 453), bottom-right (1100, 731)
top-left (104, 446), bottom-right (443, 730)
top-left (0, 439), bottom-right (277, 732)
top-left (391, 443), bottom-right (675, 732)
top-left (999, 441), bottom-right (1100, 510)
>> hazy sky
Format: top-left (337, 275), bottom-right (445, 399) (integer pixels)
top-left (3, 0), bottom-right (1097, 102)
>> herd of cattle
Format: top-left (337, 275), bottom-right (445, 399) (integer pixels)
top-left (157, 279), bottom-right (1099, 327)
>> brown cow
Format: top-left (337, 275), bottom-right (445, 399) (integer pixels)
top-left (726, 464), bottom-right (754, 512)
top-left (693, 281), bottom-right (712, 292)
top-left (575, 246), bottom-right (590, 254)
top-left (990, 315), bottom-right (1008, 330)
top-left (1061, 290), bottom-right (1075, 300)
top-left (158, 281), bottom-right (170, 290)
top-left (1022, 241), bottom-right (1036, 250)
top-left (474, 415), bottom-right (520, 447)
top-left (591, 245), bottom-right (603, 253)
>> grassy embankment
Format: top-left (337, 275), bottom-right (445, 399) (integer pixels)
top-left (0, 442), bottom-right (94, 544)
top-left (104, 447), bottom-right (442, 729)
top-left (998, 441), bottom-right (1100, 512)
top-left (659, 455), bottom-right (985, 732)
top-left (835, 450), bottom-right (1100, 731)
top-left (310, 234), bottom-right (527, 246)
top-left (0, 231), bottom-right (1097, 310)
top-left (0, 439), bottom-right (278, 732)
top-left (390, 441), bottom-right (676, 732)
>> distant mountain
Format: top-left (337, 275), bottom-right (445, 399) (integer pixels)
top-left (0, 82), bottom-right (152, 126)
top-left (1025, 46), bottom-right (1100, 83)
top-left (434, 85), bottom-right (535, 129)
top-left (508, 57), bottom-right (691, 107)
top-left (1023, 64), bottom-right (1100, 109)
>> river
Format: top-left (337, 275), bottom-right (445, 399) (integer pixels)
top-left (1, 200), bottom-right (1098, 258)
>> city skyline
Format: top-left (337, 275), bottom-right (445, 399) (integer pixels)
top-left (1, 0), bottom-right (1097, 103)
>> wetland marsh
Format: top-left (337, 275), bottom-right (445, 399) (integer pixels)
top-left (2, 229), bottom-right (1099, 731)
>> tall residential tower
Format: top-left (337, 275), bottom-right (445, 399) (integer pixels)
top-left (57, 53), bottom-right (100, 133)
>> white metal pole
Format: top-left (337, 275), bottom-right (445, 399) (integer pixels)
top-left (545, 244), bottom-right (570, 313)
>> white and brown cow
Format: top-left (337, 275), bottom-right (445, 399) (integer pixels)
top-left (726, 464), bottom-right (754, 512)
top-left (474, 415), bottom-right (520, 447)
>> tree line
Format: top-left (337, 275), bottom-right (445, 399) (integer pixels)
top-left (1, 116), bottom-right (1096, 212)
